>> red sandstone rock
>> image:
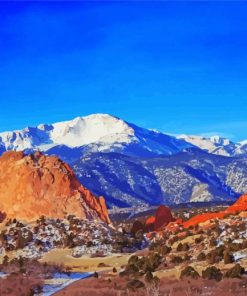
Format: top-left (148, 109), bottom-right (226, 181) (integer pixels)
top-left (183, 193), bottom-right (247, 228)
top-left (227, 194), bottom-right (247, 213)
top-left (0, 151), bottom-right (110, 223)
top-left (145, 216), bottom-right (155, 232)
top-left (154, 205), bottom-right (175, 231)
top-left (183, 212), bottom-right (225, 228)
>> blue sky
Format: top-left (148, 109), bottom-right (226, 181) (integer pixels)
top-left (0, 1), bottom-right (247, 141)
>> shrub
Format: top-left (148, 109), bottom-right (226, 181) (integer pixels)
top-left (182, 243), bottom-right (190, 251)
top-left (144, 271), bottom-right (153, 283)
top-left (209, 237), bottom-right (217, 247)
top-left (128, 255), bottom-right (139, 265)
top-left (207, 245), bottom-right (225, 264)
top-left (177, 242), bottom-right (189, 252)
top-left (202, 266), bottom-right (222, 281)
top-left (223, 251), bottom-right (234, 264)
top-left (2, 255), bottom-right (9, 266)
top-left (238, 222), bottom-right (246, 232)
top-left (177, 243), bottom-right (183, 251)
top-left (206, 251), bottom-right (219, 264)
top-left (197, 252), bottom-right (206, 261)
top-left (215, 245), bottom-right (224, 257)
top-left (159, 245), bottom-right (171, 255)
top-left (171, 256), bottom-right (183, 264)
top-left (134, 229), bottom-right (144, 239)
top-left (195, 236), bottom-right (203, 244)
top-left (126, 279), bottom-right (145, 290)
top-left (184, 254), bottom-right (192, 262)
top-left (197, 229), bottom-right (204, 235)
top-left (227, 242), bottom-right (243, 252)
top-left (224, 264), bottom-right (245, 278)
top-left (180, 266), bottom-right (200, 279)
top-left (97, 262), bottom-right (110, 268)
top-left (131, 221), bottom-right (145, 237)
top-left (147, 253), bottom-right (162, 271)
top-left (126, 263), bottom-right (139, 273)
top-left (126, 253), bottom-right (162, 275)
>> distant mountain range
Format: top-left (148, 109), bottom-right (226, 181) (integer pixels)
top-left (73, 149), bottom-right (247, 207)
top-left (0, 114), bottom-right (246, 158)
top-left (0, 114), bottom-right (192, 161)
top-left (177, 134), bottom-right (247, 157)
top-left (1, 113), bottom-right (247, 208)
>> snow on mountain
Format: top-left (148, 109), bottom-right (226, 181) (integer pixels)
top-left (236, 140), bottom-right (247, 155)
top-left (0, 114), bottom-right (192, 158)
top-left (1, 114), bottom-right (247, 160)
top-left (73, 149), bottom-right (247, 208)
top-left (177, 134), bottom-right (246, 157)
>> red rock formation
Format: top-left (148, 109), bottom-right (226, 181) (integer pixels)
top-left (154, 205), bottom-right (175, 231)
top-left (184, 193), bottom-right (247, 228)
top-left (0, 151), bottom-right (110, 223)
top-left (227, 194), bottom-right (247, 213)
top-left (166, 219), bottom-right (183, 232)
top-left (145, 216), bottom-right (155, 232)
top-left (183, 212), bottom-right (225, 228)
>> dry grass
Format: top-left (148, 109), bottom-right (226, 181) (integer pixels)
top-left (0, 273), bottom-right (42, 296)
top-left (53, 273), bottom-right (247, 296)
top-left (39, 248), bottom-right (131, 272)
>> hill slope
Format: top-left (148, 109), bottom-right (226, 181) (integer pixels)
top-left (72, 149), bottom-right (247, 207)
top-left (0, 151), bottom-right (110, 222)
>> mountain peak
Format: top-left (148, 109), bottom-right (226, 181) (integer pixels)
top-left (0, 114), bottom-right (191, 158)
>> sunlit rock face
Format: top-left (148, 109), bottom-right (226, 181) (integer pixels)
top-left (227, 193), bottom-right (247, 213)
top-left (0, 151), bottom-right (110, 223)
top-left (183, 193), bottom-right (247, 228)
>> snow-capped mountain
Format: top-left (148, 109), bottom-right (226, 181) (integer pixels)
top-left (0, 114), bottom-right (192, 159)
top-left (177, 134), bottom-right (247, 156)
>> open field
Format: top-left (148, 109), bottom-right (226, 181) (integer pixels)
top-left (39, 248), bottom-right (131, 273)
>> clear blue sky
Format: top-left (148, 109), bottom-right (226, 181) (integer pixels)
top-left (0, 1), bottom-right (247, 141)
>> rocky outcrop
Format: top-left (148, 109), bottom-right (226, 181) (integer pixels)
top-left (154, 206), bottom-right (175, 230)
top-left (0, 151), bottom-right (110, 223)
top-left (183, 212), bottom-right (225, 228)
top-left (184, 193), bottom-right (247, 228)
top-left (145, 216), bottom-right (155, 232)
top-left (227, 194), bottom-right (247, 213)
top-left (143, 205), bottom-right (175, 232)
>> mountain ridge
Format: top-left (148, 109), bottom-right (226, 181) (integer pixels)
top-left (0, 113), bottom-right (192, 159)
top-left (72, 149), bottom-right (247, 208)
top-left (0, 113), bottom-right (246, 158)
top-left (177, 134), bottom-right (247, 156)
